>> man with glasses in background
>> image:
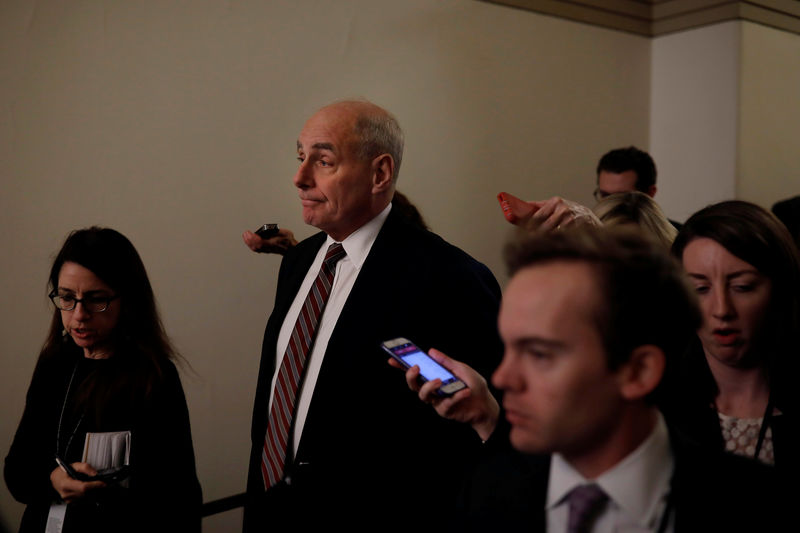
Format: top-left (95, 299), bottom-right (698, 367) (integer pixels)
top-left (593, 146), bottom-right (681, 230)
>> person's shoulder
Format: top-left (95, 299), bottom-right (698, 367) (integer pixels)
top-left (382, 213), bottom-right (459, 250)
top-left (470, 447), bottom-right (549, 487)
top-left (276, 231), bottom-right (327, 275)
top-left (158, 358), bottom-right (180, 380)
top-left (137, 358), bottom-right (193, 413)
top-left (21, 350), bottom-right (76, 405)
top-left (132, 356), bottom-right (169, 387)
top-left (460, 448), bottom-right (549, 530)
top-left (294, 230), bottom-right (327, 248)
top-left (670, 423), bottom-right (766, 475)
top-left (380, 214), bottom-right (495, 274)
top-left (670, 430), bottom-right (783, 528)
top-left (30, 349), bottom-right (80, 383)
top-left (286, 231), bottom-right (326, 258)
top-left (675, 440), bottom-right (776, 481)
top-left (137, 356), bottom-right (186, 393)
top-left (466, 419), bottom-right (549, 500)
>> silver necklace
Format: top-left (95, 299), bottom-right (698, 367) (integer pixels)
top-left (55, 362), bottom-right (85, 458)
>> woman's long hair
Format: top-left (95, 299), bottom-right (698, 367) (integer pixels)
top-left (39, 227), bottom-right (178, 423)
top-left (671, 201), bottom-right (800, 407)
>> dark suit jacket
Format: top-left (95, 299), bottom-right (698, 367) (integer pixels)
top-left (459, 419), bottom-right (785, 532)
top-left (244, 209), bottom-right (503, 529)
top-left (659, 336), bottom-right (800, 478)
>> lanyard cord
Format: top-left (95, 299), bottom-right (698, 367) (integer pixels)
top-left (753, 394), bottom-right (774, 462)
top-left (55, 362), bottom-right (85, 460)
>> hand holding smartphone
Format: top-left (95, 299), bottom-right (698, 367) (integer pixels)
top-left (381, 338), bottom-right (467, 396)
top-left (255, 223), bottom-right (279, 239)
top-left (55, 457), bottom-right (91, 482)
top-left (55, 456), bottom-right (129, 483)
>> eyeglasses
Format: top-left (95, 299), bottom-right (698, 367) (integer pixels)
top-left (49, 292), bottom-right (119, 312)
top-left (593, 188), bottom-right (612, 203)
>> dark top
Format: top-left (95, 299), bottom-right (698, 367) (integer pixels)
top-left (659, 337), bottom-right (800, 477)
top-left (771, 195), bottom-right (800, 249)
top-left (5, 348), bottom-right (201, 533)
top-left (244, 208), bottom-right (504, 530)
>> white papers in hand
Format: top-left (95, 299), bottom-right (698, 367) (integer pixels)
top-left (83, 430), bottom-right (131, 479)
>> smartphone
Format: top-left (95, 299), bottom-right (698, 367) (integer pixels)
top-left (381, 337), bottom-right (467, 396)
top-left (55, 456), bottom-right (130, 483)
top-left (255, 223), bottom-right (279, 239)
top-left (93, 465), bottom-right (130, 483)
top-left (55, 456), bottom-right (92, 482)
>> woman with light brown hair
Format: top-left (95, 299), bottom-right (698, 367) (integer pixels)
top-left (592, 191), bottom-right (677, 249)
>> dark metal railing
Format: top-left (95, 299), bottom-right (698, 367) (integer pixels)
top-left (201, 492), bottom-right (247, 517)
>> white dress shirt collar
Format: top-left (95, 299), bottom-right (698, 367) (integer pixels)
top-left (547, 412), bottom-right (674, 530)
top-left (324, 203), bottom-right (392, 271)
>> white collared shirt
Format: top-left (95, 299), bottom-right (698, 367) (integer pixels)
top-left (547, 413), bottom-right (674, 533)
top-left (268, 203), bottom-right (392, 456)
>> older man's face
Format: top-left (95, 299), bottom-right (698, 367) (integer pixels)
top-left (293, 105), bottom-right (376, 241)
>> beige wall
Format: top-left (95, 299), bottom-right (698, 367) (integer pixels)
top-left (739, 21), bottom-right (800, 207)
top-left (650, 20), bottom-right (800, 223)
top-left (649, 21), bottom-right (740, 223)
top-left (1, 1), bottom-right (651, 530)
top-left (6, 2), bottom-right (800, 532)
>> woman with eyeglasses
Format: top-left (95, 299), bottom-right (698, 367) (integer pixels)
top-left (663, 201), bottom-right (800, 473)
top-left (4, 227), bottom-right (201, 532)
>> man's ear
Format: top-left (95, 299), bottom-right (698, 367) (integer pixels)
top-left (646, 184), bottom-right (657, 198)
top-left (618, 345), bottom-right (665, 400)
top-left (371, 154), bottom-right (395, 194)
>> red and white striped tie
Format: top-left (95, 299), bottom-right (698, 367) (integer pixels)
top-left (261, 242), bottom-right (346, 489)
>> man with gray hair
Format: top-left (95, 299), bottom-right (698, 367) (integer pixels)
top-left (244, 100), bottom-right (502, 529)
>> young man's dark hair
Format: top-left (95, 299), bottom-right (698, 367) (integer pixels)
top-left (596, 146), bottom-right (657, 194)
top-left (505, 226), bottom-right (701, 391)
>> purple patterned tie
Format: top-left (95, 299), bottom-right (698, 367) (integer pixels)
top-left (261, 242), bottom-right (346, 489)
top-left (566, 483), bottom-right (608, 533)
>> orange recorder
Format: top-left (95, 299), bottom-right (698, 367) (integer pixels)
top-left (497, 192), bottom-right (537, 224)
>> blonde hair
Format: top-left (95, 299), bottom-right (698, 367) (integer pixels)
top-left (593, 191), bottom-right (677, 249)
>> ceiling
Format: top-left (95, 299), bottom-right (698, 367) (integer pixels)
top-left (481, 0), bottom-right (800, 36)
